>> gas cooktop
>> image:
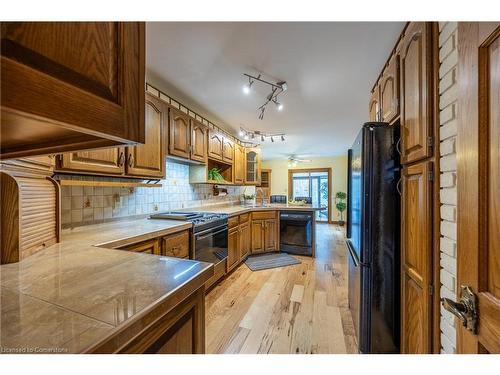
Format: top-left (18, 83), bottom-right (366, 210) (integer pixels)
top-left (149, 211), bottom-right (229, 232)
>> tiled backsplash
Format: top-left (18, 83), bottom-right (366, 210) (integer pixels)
top-left (57, 160), bottom-right (253, 228)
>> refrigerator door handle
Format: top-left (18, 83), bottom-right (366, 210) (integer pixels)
top-left (396, 178), bottom-right (402, 196)
top-left (346, 240), bottom-right (360, 267)
top-left (396, 138), bottom-right (401, 155)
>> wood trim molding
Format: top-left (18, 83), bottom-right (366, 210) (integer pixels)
top-left (287, 167), bottom-right (332, 223)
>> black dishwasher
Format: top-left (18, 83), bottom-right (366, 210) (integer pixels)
top-left (279, 211), bottom-right (314, 256)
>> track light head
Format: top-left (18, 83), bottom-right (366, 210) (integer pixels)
top-left (281, 135), bottom-right (285, 142)
top-left (261, 135), bottom-right (265, 142)
top-left (238, 129), bottom-right (245, 137)
top-left (271, 136), bottom-right (274, 143)
top-left (276, 102), bottom-right (283, 111)
top-left (244, 133), bottom-right (249, 140)
top-left (243, 78), bottom-right (253, 95)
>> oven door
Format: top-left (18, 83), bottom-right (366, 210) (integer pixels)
top-left (192, 224), bottom-right (228, 264)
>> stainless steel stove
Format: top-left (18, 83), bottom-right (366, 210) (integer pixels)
top-left (149, 211), bottom-right (228, 233)
top-left (149, 211), bottom-right (229, 268)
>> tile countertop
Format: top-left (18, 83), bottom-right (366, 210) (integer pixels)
top-left (190, 203), bottom-right (326, 217)
top-left (0, 218), bottom-right (213, 354)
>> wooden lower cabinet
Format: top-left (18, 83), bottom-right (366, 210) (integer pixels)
top-left (239, 221), bottom-right (250, 261)
top-left (119, 238), bottom-right (161, 255)
top-left (250, 211), bottom-right (278, 254)
top-left (401, 161), bottom-right (433, 353)
top-left (88, 288), bottom-right (205, 353)
top-left (162, 230), bottom-right (189, 258)
top-left (227, 226), bottom-right (239, 272)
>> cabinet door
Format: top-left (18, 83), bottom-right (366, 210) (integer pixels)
top-left (190, 120), bottom-right (208, 163)
top-left (227, 227), bottom-right (239, 272)
top-left (400, 22), bottom-right (432, 164)
top-left (368, 87), bottom-right (380, 122)
top-left (1, 22), bottom-right (145, 158)
top-left (380, 54), bottom-right (400, 123)
top-left (222, 137), bottom-right (234, 163)
top-left (245, 148), bottom-right (261, 185)
top-left (401, 161), bottom-right (433, 353)
top-left (239, 223), bottom-right (250, 261)
top-left (264, 219), bottom-right (278, 251)
top-left (169, 108), bottom-right (191, 160)
top-left (162, 230), bottom-right (190, 259)
top-left (127, 94), bottom-right (165, 178)
top-left (234, 144), bottom-right (246, 184)
top-left (57, 147), bottom-right (125, 175)
top-left (119, 239), bottom-right (161, 255)
top-left (208, 131), bottom-right (223, 160)
top-left (251, 220), bottom-right (265, 253)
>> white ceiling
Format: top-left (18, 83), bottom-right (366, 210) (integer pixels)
top-left (146, 22), bottom-right (404, 160)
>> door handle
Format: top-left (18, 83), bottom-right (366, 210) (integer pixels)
top-left (396, 178), bottom-right (402, 195)
top-left (441, 285), bottom-right (478, 334)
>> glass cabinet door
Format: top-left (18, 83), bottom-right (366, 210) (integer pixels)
top-left (245, 148), bottom-right (261, 184)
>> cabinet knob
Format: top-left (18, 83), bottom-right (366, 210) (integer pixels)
top-left (128, 154), bottom-right (134, 167)
top-left (118, 152), bottom-right (125, 167)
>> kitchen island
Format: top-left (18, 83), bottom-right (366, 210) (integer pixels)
top-left (0, 218), bottom-right (213, 354)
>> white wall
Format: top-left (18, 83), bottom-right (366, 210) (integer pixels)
top-left (261, 156), bottom-right (348, 221)
top-left (438, 21), bottom-right (459, 354)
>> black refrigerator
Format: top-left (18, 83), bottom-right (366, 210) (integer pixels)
top-left (346, 122), bottom-right (400, 353)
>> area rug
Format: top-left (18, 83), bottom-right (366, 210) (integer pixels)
top-left (244, 253), bottom-right (301, 271)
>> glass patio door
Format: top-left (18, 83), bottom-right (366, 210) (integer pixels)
top-left (290, 169), bottom-right (330, 222)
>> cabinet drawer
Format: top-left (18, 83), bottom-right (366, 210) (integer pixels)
top-left (162, 230), bottom-right (190, 258)
top-left (239, 213), bottom-right (250, 223)
top-left (119, 239), bottom-right (160, 255)
top-left (228, 216), bottom-right (239, 229)
top-left (251, 211), bottom-right (276, 220)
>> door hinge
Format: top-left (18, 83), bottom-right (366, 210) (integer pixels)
top-left (427, 136), bottom-right (434, 148)
top-left (428, 170), bottom-right (434, 181)
top-left (429, 284), bottom-right (434, 296)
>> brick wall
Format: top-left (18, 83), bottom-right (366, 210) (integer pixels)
top-left (438, 22), bottom-right (458, 354)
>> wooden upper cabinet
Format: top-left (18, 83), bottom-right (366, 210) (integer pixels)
top-left (169, 108), bottom-right (191, 160)
top-left (245, 148), bottom-right (261, 185)
top-left (369, 87), bottom-right (380, 122)
top-left (380, 54), bottom-right (400, 123)
top-left (208, 131), bottom-right (224, 160)
top-left (1, 22), bottom-right (145, 159)
top-left (400, 22), bottom-right (432, 165)
top-left (401, 161), bottom-right (433, 353)
top-left (222, 137), bottom-right (234, 164)
top-left (126, 94), bottom-right (166, 178)
top-left (190, 120), bottom-right (208, 163)
top-left (234, 144), bottom-right (246, 184)
top-left (57, 147), bottom-right (125, 175)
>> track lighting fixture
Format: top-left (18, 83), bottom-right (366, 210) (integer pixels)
top-left (242, 73), bottom-right (287, 120)
top-left (238, 126), bottom-right (285, 144)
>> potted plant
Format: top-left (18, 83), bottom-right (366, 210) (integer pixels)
top-left (208, 168), bottom-right (225, 182)
top-left (335, 191), bottom-right (347, 226)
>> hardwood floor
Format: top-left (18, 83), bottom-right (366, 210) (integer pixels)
top-left (205, 223), bottom-right (358, 354)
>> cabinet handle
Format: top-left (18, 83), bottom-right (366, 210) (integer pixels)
top-left (118, 151), bottom-right (125, 167)
top-left (128, 154), bottom-right (134, 167)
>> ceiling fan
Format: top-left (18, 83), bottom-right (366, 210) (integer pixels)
top-left (287, 155), bottom-right (312, 167)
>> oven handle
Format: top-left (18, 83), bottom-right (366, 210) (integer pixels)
top-left (195, 226), bottom-right (228, 240)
